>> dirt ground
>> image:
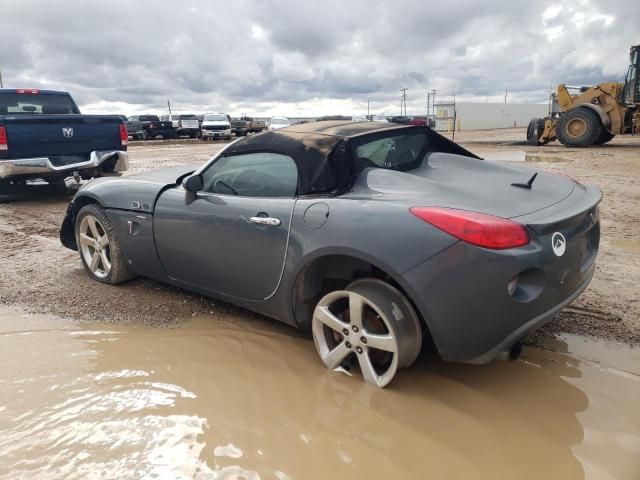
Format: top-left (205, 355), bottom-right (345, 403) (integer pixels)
top-left (0, 129), bottom-right (638, 346)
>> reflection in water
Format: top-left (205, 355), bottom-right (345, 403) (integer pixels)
top-left (0, 310), bottom-right (639, 479)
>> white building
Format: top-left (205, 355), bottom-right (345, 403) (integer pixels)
top-left (434, 102), bottom-right (548, 131)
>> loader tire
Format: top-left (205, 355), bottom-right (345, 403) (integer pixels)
top-left (556, 107), bottom-right (603, 148)
top-left (526, 118), bottom-right (545, 145)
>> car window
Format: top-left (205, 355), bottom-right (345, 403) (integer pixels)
top-left (201, 152), bottom-right (298, 198)
top-left (204, 114), bottom-right (228, 121)
top-left (354, 133), bottom-right (427, 171)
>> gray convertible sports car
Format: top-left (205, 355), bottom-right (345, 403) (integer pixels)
top-left (60, 121), bottom-right (601, 387)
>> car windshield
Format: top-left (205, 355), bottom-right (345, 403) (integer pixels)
top-left (353, 132), bottom-right (427, 171)
top-left (140, 115), bottom-right (159, 121)
top-left (0, 92), bottom-right (80, 115)
top-left (204, 114), bottom-right (228, 121)
top-left (271, 118), bottom-right (289, 124)
top-left (180, 115), bottom-right (197, 120)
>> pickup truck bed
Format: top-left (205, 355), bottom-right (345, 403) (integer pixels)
top-left (0, 89), bottom-right (128, 188)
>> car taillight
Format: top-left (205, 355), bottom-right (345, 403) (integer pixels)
top-left (16, 89), bottom-right (39, 94)
top-left (410, 207), bottom-right (530, 250)
top-left (119, 123), bottom-right (128, 146)
top-left (0, 126), bottom-right (7, 151)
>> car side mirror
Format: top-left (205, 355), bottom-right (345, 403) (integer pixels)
top-left (184, 174), bottom-right (203, 192)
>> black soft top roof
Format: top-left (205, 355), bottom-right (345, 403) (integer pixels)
top-left (224, 121), bottom-right (478, 195)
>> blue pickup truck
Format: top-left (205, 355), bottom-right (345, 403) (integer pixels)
top-left (0, 89), bottom-right (128, 192)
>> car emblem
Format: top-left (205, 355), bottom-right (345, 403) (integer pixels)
top-left (552, 232), bottom-right (566, 257)
top-left (62, 127), bottom-right (74, 138)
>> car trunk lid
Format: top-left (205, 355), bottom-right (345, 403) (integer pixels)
top-left (362, 152), bottom-right (576, 219)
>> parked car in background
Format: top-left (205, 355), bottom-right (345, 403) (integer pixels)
top-left (268, 116), bottom-right (291, 130)
top-left (160, 114), bottom-right (179, 129)
top-left (173, 114), bottom-right (201, 138)
top-left (0, 88), bottom-right (128, 191)
top-left (231, 116), bottom-right (266, 136)
top-left (371, 115), bottom-right (388, 122)
top-left (129, 115), bottom-right (175, 140)
top-left (201, 113), bottom-right (232, 140)
top-left (351, 115), bottom-right (369, 122)
top-left (389, 116), bottom-right (412, 125)
top-left (409, 117), bottom-right (436, 128)
top-left (120, 115), bottom-right (143, 140)
top-left (60, 121), bottom-right (601, 388)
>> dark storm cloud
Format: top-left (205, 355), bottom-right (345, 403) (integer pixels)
top-left (0, 0), bottom-right (637, 114)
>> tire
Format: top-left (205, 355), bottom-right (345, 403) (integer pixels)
top-left (594, 129), bottom-right (615, 145)
top-left (526, 118), bottom-right (545, 145)
top-left (311, 278), bottom-right (422, 387)
top-left (75, 204), bottom-right (135, 285)
top-left (556, 107), bottom-right (603, 147)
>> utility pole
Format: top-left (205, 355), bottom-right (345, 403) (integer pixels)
top-left (400, 88), bottom-right (408, 116)
top-left (427, 92), bottom-right (430, 117)
top-left (430, 89), bottom-right (437, 117)
top-left (0, 70), bottom-right (3, 88)
top-left (167, 100), bottom-right (172, 117)
top-left (504, 89), bottom-right (508, 104)
top-left (367, 100), bottom-right (370, 118)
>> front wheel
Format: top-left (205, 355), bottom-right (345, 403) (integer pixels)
top-left (75, 204), bottom-right (134, 284)
top-left (556, 107), bottom-right (603, 147)
top-left (312, 279), bottom-right (422, 387)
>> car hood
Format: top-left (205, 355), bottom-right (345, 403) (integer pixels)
top-left (355, 152), bottom-right (576, 219)
top-left (76, 166), bottom-right (195, 213)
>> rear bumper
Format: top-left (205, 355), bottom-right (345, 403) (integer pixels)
top-left (463, 265), bottom-right (594, 364)
top-left (0, 150), bottom-right (128, 179)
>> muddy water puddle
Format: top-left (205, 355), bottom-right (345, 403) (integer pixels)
top-left (1, 310), bottom-right (639, 479)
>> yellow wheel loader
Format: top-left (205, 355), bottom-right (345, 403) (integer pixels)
top-left (527, 44), bottom-right (640, 147)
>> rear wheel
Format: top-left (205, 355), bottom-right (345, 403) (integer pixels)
top-left (556, 107), bottom-right (603, 147)
top-left (312, 279), bottom-right (422, 387)
top-left (75, 204), bottom-right (134, 284)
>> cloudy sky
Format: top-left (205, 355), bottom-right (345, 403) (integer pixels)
top-left (1, 0), bottom-right (637, 116)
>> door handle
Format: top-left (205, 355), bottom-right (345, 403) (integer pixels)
top-left (249, 216), bottom-right (281, 226)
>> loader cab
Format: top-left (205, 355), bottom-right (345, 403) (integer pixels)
top-left (623, 45), bottom-right (640, 105)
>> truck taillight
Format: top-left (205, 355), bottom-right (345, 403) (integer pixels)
top-left (0, 126), bottom-right (8, 151)
top-left (410, 207), bottom-right (530, 250)
top-left (119, 123), bottom-right (128, 146)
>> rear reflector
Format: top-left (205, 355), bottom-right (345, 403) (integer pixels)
top-left (0, 126), bottom-right (7, 151)
top-left (16, 89), bottom-right (40, 94)
top-left (119, 123), bottom-right (128, 146)
top-left (410, 207), bottom-right (530, 250)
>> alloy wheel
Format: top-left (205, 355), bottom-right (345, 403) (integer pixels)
top-left (78, 215), bottom-right (111, 279)
top-left (312, 290), bottom-right (400, 387)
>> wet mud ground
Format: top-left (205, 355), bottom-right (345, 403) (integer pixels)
top-left (0, 129), bottom-right (639, 478)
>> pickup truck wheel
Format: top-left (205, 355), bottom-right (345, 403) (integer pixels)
top-left (312, 279), bottom-right (422, 388)
top-left (75, 204), bottom-right (134, 285)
